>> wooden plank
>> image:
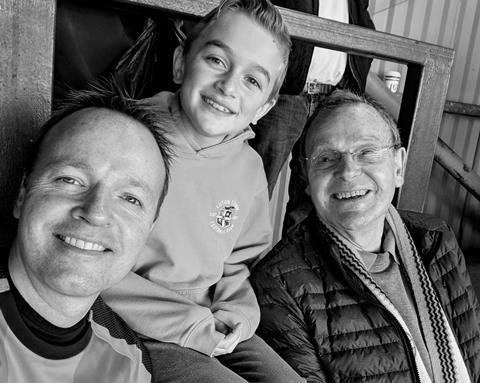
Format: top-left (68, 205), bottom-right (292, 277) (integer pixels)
top-left (435, 138), bottom-right (480, 201)
top-left (397, 57), bottom-right (454, 211)
top-left (444, 100), bottom-right (480, 118)
top-left (0, 0), bottom-right (56, 243)
top-left (114, 0), bottom-right (454, 65)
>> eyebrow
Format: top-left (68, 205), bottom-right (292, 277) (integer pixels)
top-left (45, 160), bottom-right (155, 198)
top-left (205, 40), bottom-right (271, 84)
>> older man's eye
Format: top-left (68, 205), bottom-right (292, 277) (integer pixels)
top-left (317, 153), bottom-right (337, 163)
top-left (56, 177), bottom-right (81, 186)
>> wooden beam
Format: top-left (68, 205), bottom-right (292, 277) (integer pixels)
top-left (435, 139), bottom-right (480, 201)
top-left (0, 0), bottom-right (56, 243)
top-left (444, 100), bottom-right (480, 118)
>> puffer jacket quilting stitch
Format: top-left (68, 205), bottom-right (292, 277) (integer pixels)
top-left (251, 210), bottom-right (480, 383)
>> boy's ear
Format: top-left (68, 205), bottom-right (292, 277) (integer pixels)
top-left (13, 176), bottom-right (27, 219)
top-left (172, 45), bottom-right (186, 85)
top-left (251, 97), bottom-right (277, 125)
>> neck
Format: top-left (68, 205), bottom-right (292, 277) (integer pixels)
top-left (8, 243), bottom-right (96, 328)
top-left (331, 220), bottom-right (385, 253)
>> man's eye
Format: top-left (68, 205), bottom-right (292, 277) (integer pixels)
top-left (317, 153), bottom-right (337, 162)
top-left (57, 177), bottom-right (81, 185)
top-left (358, 148), bottom-right (381, 159)
top-left (123, 195), bottom-right (142, 207)
top-left (206, 56), bottom-right (225, 67)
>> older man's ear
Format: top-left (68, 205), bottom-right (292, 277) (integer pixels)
top-left (394, 147), bottom-right (407, 188)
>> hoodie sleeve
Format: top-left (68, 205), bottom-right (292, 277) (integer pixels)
top-left (210, 168), bottom-right (272, 343)
top-left (102, 271), bottom-right (225, 356)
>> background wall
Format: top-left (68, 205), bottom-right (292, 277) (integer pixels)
top-left (370, 0), bottom-right (480, 253)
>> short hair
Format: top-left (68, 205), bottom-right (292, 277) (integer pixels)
top-left (288, 89), bottom-right (402, 216)
top-left (183, 0), bottom-right (291, 99)
top-left (24, 77), bottom-right (172, 220)
top-left (302, 89), bottom-right (401, 159)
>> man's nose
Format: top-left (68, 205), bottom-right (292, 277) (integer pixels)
top-left (335, 154), bottom-right (362, 180)
top-left (72, 185), bottom-right (112, 227)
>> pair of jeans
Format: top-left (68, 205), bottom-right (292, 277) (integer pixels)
top-left (144, 335), bottom-right (305, 383)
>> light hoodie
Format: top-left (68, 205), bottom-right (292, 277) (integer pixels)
top-left (103, 92), bottom-right (272, 356)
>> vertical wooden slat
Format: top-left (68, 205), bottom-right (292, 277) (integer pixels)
top-left (0, 0), bottom-right (56, 242)
top-left (397, 56), bottom-right (454, 211)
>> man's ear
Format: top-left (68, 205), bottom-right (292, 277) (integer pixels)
top-left (13, 176), bottom-right (27, 219)
top-left (394, 147), bottom-right (407, 188)
top-left (251, 97), bottom-right (277, 125)
top-left (172, 45), bottom-right (186, 85)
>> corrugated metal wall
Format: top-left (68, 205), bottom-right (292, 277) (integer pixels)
top-left (269, 1), bottom-right (480, 251)
top-left (370, 0), bottom-right (480, 251)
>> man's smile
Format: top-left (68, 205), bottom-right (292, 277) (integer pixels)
top-left (57, 234), bottom-right (109, 252)
top-left (333, 189), bottom-right (370, 200)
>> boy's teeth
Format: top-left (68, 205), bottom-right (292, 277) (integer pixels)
top-left (335, 190), bottom-right (368, 200)
top-left (61, 235), bottom-right (105, 251)
top-left (205, 98), bottom-right (231, 113)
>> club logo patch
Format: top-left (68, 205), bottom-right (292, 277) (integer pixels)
top-left (209, 200), bottom-right (240, 234)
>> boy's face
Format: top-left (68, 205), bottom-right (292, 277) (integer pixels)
top-left (173, 10), bottom-right (284, 147)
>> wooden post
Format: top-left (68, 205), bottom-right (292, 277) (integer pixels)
top-left (0, 0), bottom-right (56, 242)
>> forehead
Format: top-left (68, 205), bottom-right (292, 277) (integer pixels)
top-left (306, 104), bottom-right (392, 154)
top-left (36, 108), bottom-right (165, 189)
top-left (189, 11), bottom-right (283, 75)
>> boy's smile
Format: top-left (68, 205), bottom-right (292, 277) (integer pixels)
top-left (173, 10), bottom-right (284, 148)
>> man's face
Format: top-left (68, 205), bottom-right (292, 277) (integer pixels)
top-left (173, 10), bottom-right (283, 147)
top-left (306, 104), bottom-right (406, 236)
top-left (12, 108), bottom-right (166, 299)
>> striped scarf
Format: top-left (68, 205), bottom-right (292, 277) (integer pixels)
top-left (316, 205), bottom-right (471, 383)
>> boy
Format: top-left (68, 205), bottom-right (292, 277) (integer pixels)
top-left (103, 1), bottom-right (304, 382)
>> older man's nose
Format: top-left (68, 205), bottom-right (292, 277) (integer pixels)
top-left (72, 185), bottom-right (112, 227)
top-left (336, 154), bottom-right (362, 179)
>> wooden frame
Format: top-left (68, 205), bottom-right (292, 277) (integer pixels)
top-left (1, 0), bottom-right (454, 226)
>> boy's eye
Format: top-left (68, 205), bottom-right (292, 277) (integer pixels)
top-left (245, 76), bottom-right (261, 89)
top-left (122, 195), bottom-right (142, 207)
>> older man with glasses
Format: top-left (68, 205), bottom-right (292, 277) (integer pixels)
top-left (250, 90), bottom-right (480, 383)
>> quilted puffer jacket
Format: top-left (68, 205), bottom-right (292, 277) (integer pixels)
top-left (251, 211), bottom-right (480, 382)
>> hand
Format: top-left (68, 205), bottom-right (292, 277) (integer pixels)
top-left (212, 323), bottom-right (242, 357)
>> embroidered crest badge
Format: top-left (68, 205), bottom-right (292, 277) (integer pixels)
top-left (209, 200), bottom-right (240, 234)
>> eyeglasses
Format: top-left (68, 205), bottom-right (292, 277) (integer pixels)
top-left (306, 144), bottom-right (400, 171)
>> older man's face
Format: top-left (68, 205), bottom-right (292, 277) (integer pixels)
top-left (12, 108), bottom-right (166, 298)
top-left (306, 103), bottom-right (405, 236)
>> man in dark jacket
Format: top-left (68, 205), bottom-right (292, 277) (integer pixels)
top-left (251, 90), bottom-right (480, 383)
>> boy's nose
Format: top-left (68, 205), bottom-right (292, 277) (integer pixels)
top-left (215, 72), bottom-right (238, 97)
top-left (72, 185), bottom-right (113, 227)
